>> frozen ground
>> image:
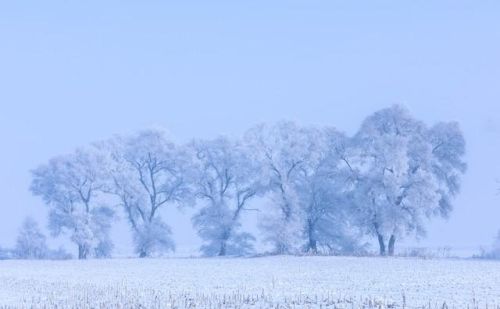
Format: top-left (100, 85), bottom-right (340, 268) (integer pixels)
top-left (0, 256), bottom-right (499, 308)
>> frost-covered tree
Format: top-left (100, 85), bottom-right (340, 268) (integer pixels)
top-left (31, 148), bottom-right (114, 259)
top-left (350, 105), bottom-right (466, 255)
top-left (427, 121), bottom-right (468, 218)
top-left (296, 128), bottom-right (366, 254)
top-left (99, 129), bottom-right (191, 257)
top-left (246, 122), bottom-right (363, 255)
top-left (190, 137), bottom-right (265, 256)
top-left (244, 122), bottom-right (319, 254)
top-left (15, 217), bottom-right (48, 259)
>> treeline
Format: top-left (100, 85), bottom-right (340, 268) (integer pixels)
top-left (27, 105), bottom-right (466, 259)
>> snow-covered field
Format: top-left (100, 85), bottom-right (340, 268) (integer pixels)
top-left (1, 256), bottom-right (499, 308)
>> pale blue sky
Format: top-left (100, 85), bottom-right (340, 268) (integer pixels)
top-left (1, 1), bottom-right (499, 255)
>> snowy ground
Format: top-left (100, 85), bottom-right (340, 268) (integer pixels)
top-left (0, 256), bottom-right (499, 308)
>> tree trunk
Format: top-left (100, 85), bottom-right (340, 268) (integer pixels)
top-left (388, 235), bottom-right (396, 256)
top-left (78, 244), bottom-right (87, 260)
top-left (308, 238), bottom-right (318, 254)
top-left (377, 233), bottom-right (386, 256)
top-left (306, 219), bottom-right (317, 254)
top-left (275, 242), bottom-right (287, 255)
top-left (218, 240), bottom-right (227, 256)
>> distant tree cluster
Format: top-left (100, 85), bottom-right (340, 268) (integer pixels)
top-left (477, 231), bottom-right (500, 260)
top-left (29, 105), bottom-right (466, 259)
top-left (2, 217), bottom-right (72, 260)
